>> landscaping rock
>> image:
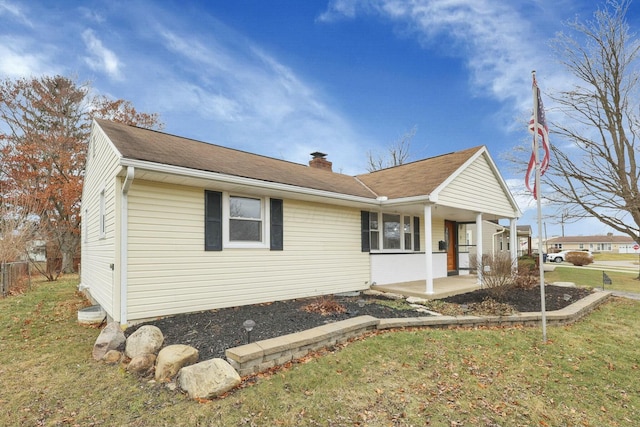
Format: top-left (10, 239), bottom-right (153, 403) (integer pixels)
top-left (92, 322), bottom-right (126, 361)
top-left (406, 296), bottom-right (429, 305)
top-left (127, 353), bottom-right (156, 375)
top-left (155, 344), bottom-right (199, 381)
top-left (177, 358), bottom-right (241, 399)
top-left (125, 325), bottom-right (164, 358)
top-left (102, 349), bottom-right (123, 364)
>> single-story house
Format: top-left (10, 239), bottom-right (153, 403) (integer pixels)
top-left (468, 221), bottom-right (532, 259)
top-left (80, 119), bottom-right (522, 325)
top-left (546, 234), bottom-right (637, 253)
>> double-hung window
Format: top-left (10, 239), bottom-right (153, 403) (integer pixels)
top-left (205, 191), bottom-right (283, 251)
top-left (229, 196), bottom-right (262, 243)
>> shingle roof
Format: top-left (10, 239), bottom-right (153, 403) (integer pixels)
top-left (96, 119), bottom-right (376, 198)
top-left (96, 119), bottom-right (484, 201)
top-left (547, 235), bottom-right (635, 244)
top-left (355, 146), bottom-right (483, 199)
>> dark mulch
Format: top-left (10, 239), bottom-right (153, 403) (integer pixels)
top-left (126, 285), bottom-right (592, 360)
top-left (442, 284), bottom-right (592, 312)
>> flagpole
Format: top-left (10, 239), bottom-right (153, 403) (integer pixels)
top-left (532, 70), bottom-right (548, 343)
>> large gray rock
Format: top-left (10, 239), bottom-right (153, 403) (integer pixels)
top-left (127, 354), bottom-right (156, 376)
top-left (155, 344), bottom-right (199, 381)
top-left (177, 358), bottom-right (241, 399)
top-left (125, 325), bottom-right (164, 358)
top-left (92, 322), bottom-right (126, 361)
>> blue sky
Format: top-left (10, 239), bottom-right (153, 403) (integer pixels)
top-left (1, 0), bottom-right (635, 238)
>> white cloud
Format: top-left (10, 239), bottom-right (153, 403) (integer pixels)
top-left (0, 0), bottom-right (32, 27)
top-left (81, 29), bottom-right (122, 80)
top-left (0, 36), bottom-right (53, 77)
top-left (150, 26), bottom-right (365, 172)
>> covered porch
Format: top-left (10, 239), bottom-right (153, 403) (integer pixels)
top-left (371, 274), bottom-right (481, 300)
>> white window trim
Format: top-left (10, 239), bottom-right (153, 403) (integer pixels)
top-left (370, 210), bottom-right (416, 253)
top-left (222, 192), bottom-right (270, 249)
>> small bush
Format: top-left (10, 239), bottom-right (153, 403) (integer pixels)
top-left (472, 252), bottom-right (516, 301)
top-left (514, 257), bottom-right (539, 290)
top-left (566, 251), bottom-right (594, 266)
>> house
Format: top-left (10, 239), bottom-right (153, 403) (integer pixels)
top-left (546, 233), bottom-right (637, 254)
top-left (472, 221), bottom-right (532, 258)
top-left (80, 119), bottom-right (522, 325)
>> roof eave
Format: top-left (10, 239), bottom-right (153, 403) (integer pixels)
top-left (119, 158), bottom-right (380, 207)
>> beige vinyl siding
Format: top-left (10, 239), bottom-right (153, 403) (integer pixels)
top-left (430, 217), bottom-right (445, 252)
top-left (80, 126), bottom-right (121, 317)
top-left (126, 180), bottom-right (369, 322)
top-left (438, 155), bottom-right (516, 218)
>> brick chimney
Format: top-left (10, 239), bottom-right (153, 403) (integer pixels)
top-left (309, 152), bottom-right (332, 171)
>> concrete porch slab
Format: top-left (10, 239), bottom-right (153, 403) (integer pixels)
top-left (371, 274), bottom-right (480, 300)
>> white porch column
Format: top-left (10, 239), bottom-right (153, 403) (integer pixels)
top-left (476, 213), bottom-right (483, 286)
top-left (510, 218), bottom-right (518, 267)
top-left (424, 204), bottom-right (434, 294)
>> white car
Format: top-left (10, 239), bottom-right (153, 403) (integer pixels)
top-left (547, 250), bottom-right (592, 263)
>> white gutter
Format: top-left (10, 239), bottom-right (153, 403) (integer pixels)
top-left (492, 227), bottom-right (506, 254)
top-left (120, 166), bottom-right (134, 325)
top-left (119, 158), bottom-right (383, 207)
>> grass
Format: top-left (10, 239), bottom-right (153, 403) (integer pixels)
top-left (545, 266), bottom-right (640, 293)
top-left (593, 253), bottom-right (639, 262)
top-left (2, 275), bottom-right (640, 426)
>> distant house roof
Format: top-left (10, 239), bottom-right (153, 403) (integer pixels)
top-left (95, 119), bottom-right (487, 202)
top-left (547, 235), bottom-right (635, 244)
top-left (517, 225), bottom-right (532, 236)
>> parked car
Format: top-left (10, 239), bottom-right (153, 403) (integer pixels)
top-left (547, 250), bottom-right (593, 263)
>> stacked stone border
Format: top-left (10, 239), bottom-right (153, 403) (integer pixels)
top-left (226, 291), bottom-right (612, 376)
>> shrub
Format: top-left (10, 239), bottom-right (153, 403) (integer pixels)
top-left (566, 251), bottom-right (594, 266)
top-left (472, 252), bottom-right (516, 301)
top-left (514, 258), bottom-right (539, 290)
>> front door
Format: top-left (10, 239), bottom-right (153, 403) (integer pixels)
top-left (445, 220), bottom-right (458, 275)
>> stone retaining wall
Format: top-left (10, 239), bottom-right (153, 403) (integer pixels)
top-left (226, 291), bottom-right (612, 377)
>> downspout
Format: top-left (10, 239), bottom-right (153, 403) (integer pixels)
top-left (492, 228), bottom-right (506, 254)
top-left (120, 166), bottom-right (134, 326)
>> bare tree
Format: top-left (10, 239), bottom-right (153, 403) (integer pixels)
top-left (366, 126), bottom-right (416, 172)
top-left (545, 0), bottom-right (640, 257)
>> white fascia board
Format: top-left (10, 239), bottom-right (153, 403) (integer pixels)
top-left (119, 158), bottom-right (380, 207)
top-left (378, 194), bottom-right (435, 207)
top-left (431, 147), bottom-right (522, 218)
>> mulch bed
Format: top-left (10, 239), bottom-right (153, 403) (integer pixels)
top-left (126, 285), bottom-right (593, 360)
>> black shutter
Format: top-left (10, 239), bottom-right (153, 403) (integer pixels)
top-left (204, 191), bottom-right (222, 251)
top-left (361, 211), bottom-right (370, 252)
top-left (414, 216), bottom-right (421, 252)
top-left (270, 198), bottom-right (283, 251)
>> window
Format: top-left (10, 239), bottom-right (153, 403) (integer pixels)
top-left (205, 191), bottom-right (282, 251)
top-left (229, 196), bottom-right (262, 242)
top-left (362, 211), bottom-right (420, 252)
top-left (403, 216), bottom-right (412, 250)
top-left (369, 212), bottom-right (379, 250)
top-left (383, 213), bottom-right (401, 249)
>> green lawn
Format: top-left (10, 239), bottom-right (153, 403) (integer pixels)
top-left (545, 266), bottom-right (640, 293)
top-left (593, 253), bottom-right (639, 262)
top-left (2, 275), bottom-right (640, 426)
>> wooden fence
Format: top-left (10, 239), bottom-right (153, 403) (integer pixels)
top-left (0, 262), bottom-right (30, 297)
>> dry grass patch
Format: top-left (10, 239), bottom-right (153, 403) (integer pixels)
top-left (2, 276), bottom-right (640, 426)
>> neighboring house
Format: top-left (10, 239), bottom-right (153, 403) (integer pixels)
top-left (81, 119), bottom-right (522, 325)
top-left (471, 222), bottom-right (532, 259)
top-left (546, 233), bottom-right (636, 253)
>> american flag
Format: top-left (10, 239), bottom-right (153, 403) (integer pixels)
top-left (525, 74), bottom-right (550, 199)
